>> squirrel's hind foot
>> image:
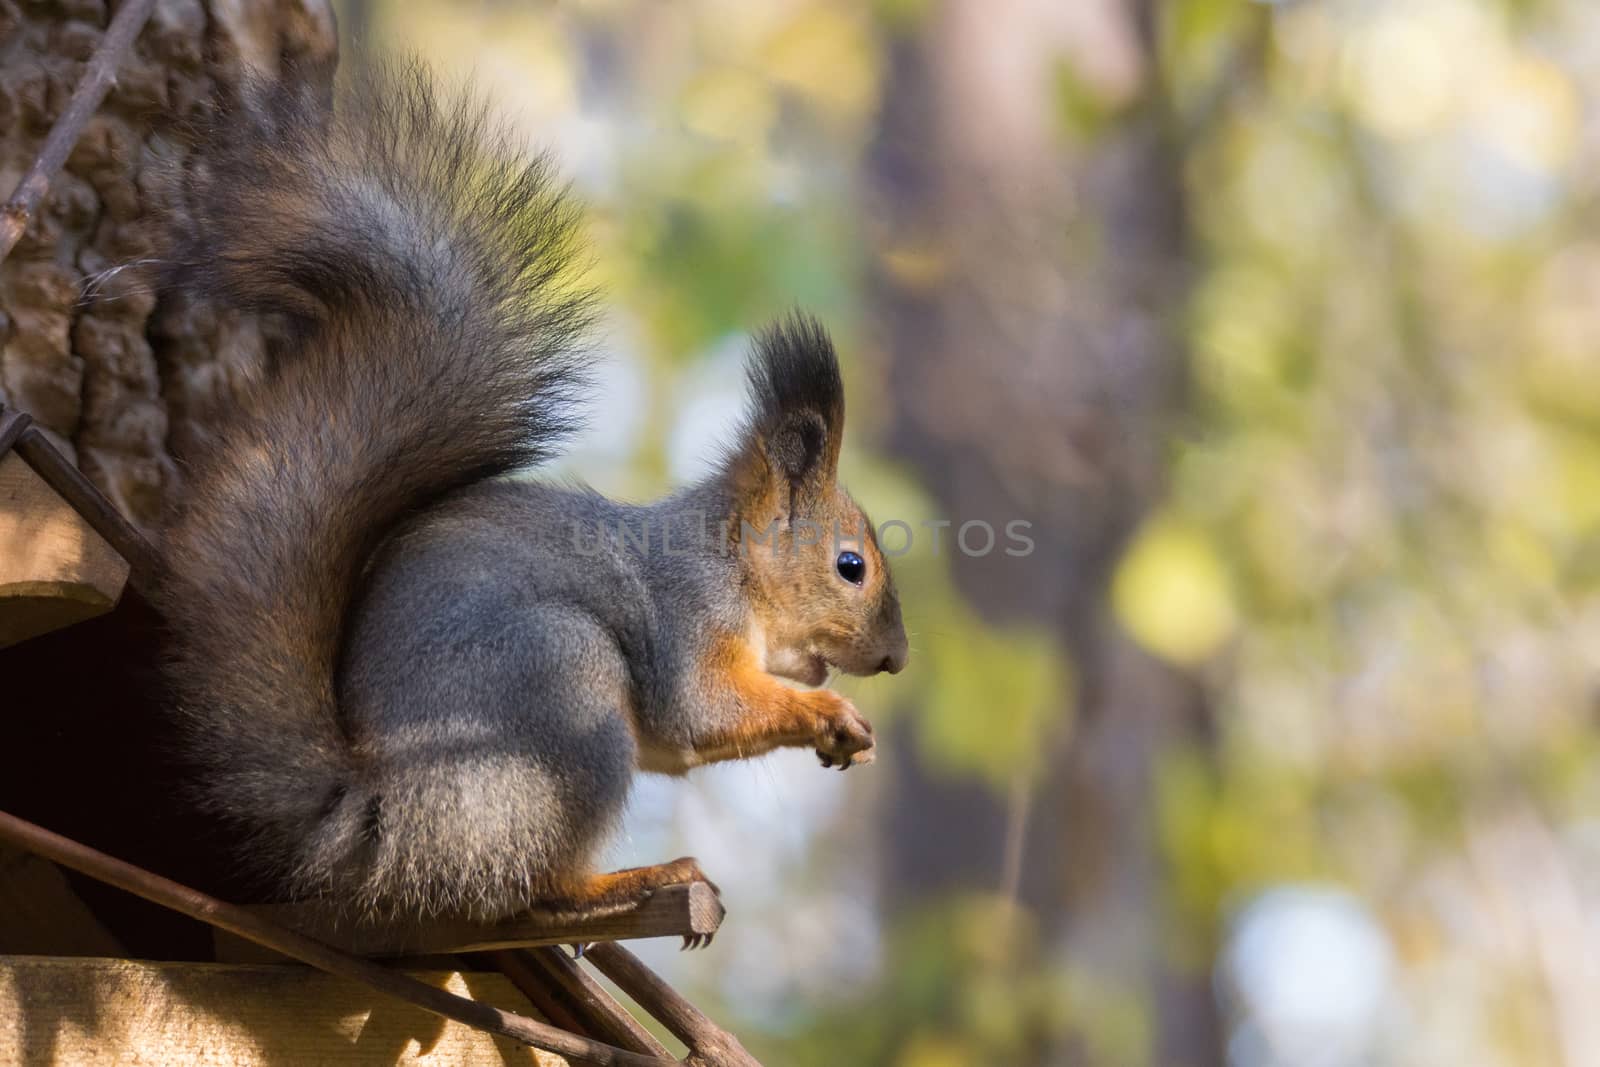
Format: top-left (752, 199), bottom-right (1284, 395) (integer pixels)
top-left (543, 856), bottom-right (720, 916)
top-left (545, 857), bottom-right (721, 948)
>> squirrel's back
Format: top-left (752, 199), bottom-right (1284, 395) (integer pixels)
top-left (156, 62), bottom-right (592, 900)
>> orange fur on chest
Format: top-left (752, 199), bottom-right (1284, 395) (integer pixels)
top-left (624, 631), bottom-right (826, 774)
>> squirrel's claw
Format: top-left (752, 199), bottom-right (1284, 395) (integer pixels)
top-left (821, 744), bottom-right (877, 771)
top-left (813, 695), bottom-right (876, 770)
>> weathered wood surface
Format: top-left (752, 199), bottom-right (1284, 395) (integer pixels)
top-left (0, 451), bottom-right (128, 648)
top-left (244, 883), bottom-right (725, 959)
top-left (0, 955), bottom-right (571, 1066)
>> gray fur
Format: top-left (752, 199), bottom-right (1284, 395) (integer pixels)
top-left (329, 485), bottom-right (748, 917)
top-left (156, 60), bottom-right (902, 921)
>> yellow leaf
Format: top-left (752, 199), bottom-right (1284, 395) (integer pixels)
top-left (1113, 515), bottom-right (1236, 665)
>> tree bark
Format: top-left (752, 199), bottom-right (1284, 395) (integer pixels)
top-left (0, 0), bottom-right (337, 528)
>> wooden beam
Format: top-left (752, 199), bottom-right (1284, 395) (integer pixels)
top-left (0, 955), bottom-right (571, 1066)
top-left (259, 883), bottom-right (724, 957)
top-left (0, 450), bottom-right (129, 648)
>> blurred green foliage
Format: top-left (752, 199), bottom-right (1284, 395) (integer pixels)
top-left (777, 898), bottom-right (1081, 1067)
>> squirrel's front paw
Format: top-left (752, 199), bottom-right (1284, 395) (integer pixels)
top-left (811, 692), bottom-right (875, 770)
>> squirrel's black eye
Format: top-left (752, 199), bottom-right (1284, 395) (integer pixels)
top-left (835, 550), bottom-right (866, 586)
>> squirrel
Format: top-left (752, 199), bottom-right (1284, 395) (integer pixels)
top-left (151, 61), bottom-right (909, 922)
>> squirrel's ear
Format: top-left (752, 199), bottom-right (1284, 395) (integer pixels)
top-left (724, 314), bottom-right (845, 517)
top-left (768, 410), bottom-right (831, 486)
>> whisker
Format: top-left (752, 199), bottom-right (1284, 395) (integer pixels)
top-left (78, 258), bottom-right (162, 307)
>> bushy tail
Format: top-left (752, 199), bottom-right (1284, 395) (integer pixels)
top-left (155, 61), bottom-right (592, 896)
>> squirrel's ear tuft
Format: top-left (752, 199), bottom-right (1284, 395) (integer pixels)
top-left (725, 313), bottom-right (846, 513)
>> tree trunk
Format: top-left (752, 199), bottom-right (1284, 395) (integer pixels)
top-left (0, 0), bottom-right (337, 527)
top-left (868, 1), bottom-right (1220, 1062)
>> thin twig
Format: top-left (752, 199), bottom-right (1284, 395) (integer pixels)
top-left (0, 0), bottom-right (159, 263)
top-left (999, 770), bottom-right (1032, 902)
top-left (0, 808), bottom-right (672, 1067)
top-left (491, 948), bottom-right (596, 1038)
top-left (586, 944), bottom-right (762, 1067)
top-left (1, 408), bottom-right (160, 587)
top-left (494, 948), bottom-right (674, 1058)
top-left (0, 406), bottom-right (33, 457)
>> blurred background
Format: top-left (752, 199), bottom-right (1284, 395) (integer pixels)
top-left (332, 1), bottom-right (1600, 1064)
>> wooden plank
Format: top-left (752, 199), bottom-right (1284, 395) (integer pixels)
top-left (0, 955), bottom-right (571, 1066)
top-left (0, 451), bottom-right (128, 648)
top-left (249, 882), bottom-right (724, 958)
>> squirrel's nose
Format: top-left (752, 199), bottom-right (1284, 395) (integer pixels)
top-left (878, 649), bottom-right (907, 675)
